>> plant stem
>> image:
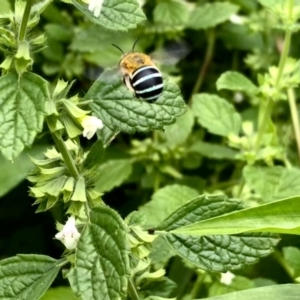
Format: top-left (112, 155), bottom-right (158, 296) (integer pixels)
top-left (255, 0), bottom-right (294, 150)
top-left (275, 0), bottom-right (294, 86)
top-left (19, 0), bottom-right (33, 41)
top-left (190, 272), bottom-right (206, 299)
top-left (255, 99), bottom-right (273, 150)
top-left (273, 250), bottom-right (295, 281)
top-left (237, 179), bottom-right (246, 199)
top-left (57, 258), bottom-right (70, 268)
top-left (207, 179), bottom-right (239, 192)
top-left (128, 279), bottom-right (140, 300)
top-left (153, 171), bottom-right (161, 192)
top-left (189, 29), bottom-right (216, 102)
top-left (275, 31), bottom-right (292, 88)
top-left (51, 131), bottom-right (80, 179)
top-left (104, 130), bottom-right (120, 148)
top-left (288, 88), bottom-right (300, 163)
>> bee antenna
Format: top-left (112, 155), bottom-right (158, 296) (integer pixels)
top-left (112, 43), bottom-right (124, 54)
top-left (132, 38), bottom-right (140, 52)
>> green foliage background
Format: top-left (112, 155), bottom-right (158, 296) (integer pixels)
top-left (1, 0), bottom-right (300, 299)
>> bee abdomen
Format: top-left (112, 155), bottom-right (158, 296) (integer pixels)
top-left (131, 66), bottom-right (163, 102)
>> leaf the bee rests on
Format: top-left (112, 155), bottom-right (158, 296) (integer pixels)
top-left (86, 67), bottom-right (187, 134)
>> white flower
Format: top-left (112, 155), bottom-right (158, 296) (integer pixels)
top-left (81, 0), bottom-right (104, 17)
top-left (229, 14), bottom-right (244, 25)
top-left (80, 115), bottom-right (104, 139)
top-left (233, 92), bottom-right (244, 103)
top-left (55, 216), bottom-right (80, 250)
top-left (220, 271), bottom-right (235, 285)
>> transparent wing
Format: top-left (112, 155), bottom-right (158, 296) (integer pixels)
top-left (150, 40), bottom-right (190, 67)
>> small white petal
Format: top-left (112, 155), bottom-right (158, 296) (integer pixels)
top-left (83, 127), bottom-right (96, 140)
top-left (65, 215), bottom-right (76, 228)
top-left (88, 0), bottom-right (104, 17)
top-left (229, 14), bottom-right (244, 25)
top-left (93, 4), bottom-right (102, 17)
top-left (55, 231), bottom-right (64, 240)
top-left (233, 92), bottom-right (244, 103)
top-left (220, 271), bottom-right (235, 285)
top-left (88, 0), bottom-right (97, 11)
top-left (81, 116), bottom-right (103, 139)
top-left (55, 216), bottom-right (81, 250)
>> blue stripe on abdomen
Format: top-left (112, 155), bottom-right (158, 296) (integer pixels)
top-left (131, 66), bottom-right (163, 101)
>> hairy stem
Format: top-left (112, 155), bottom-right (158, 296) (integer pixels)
top-left (128, 279), bottom-right (140, 300)
top-left (275, 0), bottom-right (294, 87)
top-left (19, 0), bottom-right (33, 41)
top-left (153, 171), bottom-right (161, 192)
top-left (51, 131), bottom-right (80, 179)
top-left (255, 99), bottom-right (273, 151)
top-left (288, 88), bottom-right (300, 163)
top-left (189, 29), bottom-right (216, 101)
top-left (275, 32), bottom-right (292, 88)
top-left (190, 272), bottom-right (206, 299)
top-left (255, 0), bottom-right (294, 150)
top-left (273, 250), bottom-right (295, 281)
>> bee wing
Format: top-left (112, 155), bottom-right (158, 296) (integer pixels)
top-left (150, 40), bottom-right (190, 66)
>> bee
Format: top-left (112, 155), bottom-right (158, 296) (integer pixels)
top-left (112, 40), bottom-right (164, 102)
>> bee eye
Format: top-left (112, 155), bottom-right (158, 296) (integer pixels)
top-left (131, 66), bottom-right (163, 102)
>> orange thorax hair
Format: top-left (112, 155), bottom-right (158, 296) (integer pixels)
top-left (119, 52), bottom-right (155, 76)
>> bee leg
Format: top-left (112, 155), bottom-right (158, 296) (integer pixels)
top-left (123, 75), bottom-right (135, 92)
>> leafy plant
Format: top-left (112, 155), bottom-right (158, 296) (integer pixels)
top-left (1, 0), bottom-right (300, 299)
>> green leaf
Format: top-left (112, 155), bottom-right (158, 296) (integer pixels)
top-left (68, 206), bottom-right (131, 300)
top-left (157, 194), bottom-right (244, 231)
top-left (257, 0), bottom-right (285, 9)
top-left (0, 144), bottom-right (47, 197)
top-left (154, 0), bottom-right (189, 26)
top-left (188, 141), bottom-right (238, 160)
top-left (139, 184), bottom-right (199, 227)
top-left (209, 274), bottom-right (254, 297)
top-left (283, 247), bottom-right (300, 278)
top-left (41, 287), bottom-right (79, 300)
top-left (87, 68), bottom-right (187, 133)
top-left (125, 211), bottom-right (147, 226)
top-left (70, 26), bottom-right (131, 53)
top-left (139, 277), bottom-right (177, 299)
top-left (0, 255), bottom-right (61, 300)
top-left (219, 23), bottom-right (263, 51)
top-left (96, 125), bottom-right (119, 147)
top-left (187, 2), bottom-right (239, 30)
top-left (70, 26), bottom-right (134, 68)
top-left (94, 159), bottom-right (133, 192)
top-left (172, 196), bottom-right (300, 236)
top-left (44, 24), bottom-right (73, 42)
top-left (149, 236), bottom-right (175, 266)
top-left (232, 0), bottom-right (258, 12)
top-left (0, 72), bottom-right (49, 160)
top-left (243, 166), bottom-right (300, 201)
top-left (163, 232), bottom-right (277, 272)
top-left (191, 93), bottom-right (241, 136)
top-left (2, 0), bottom-right (10, 13)
top-left (155, 195), bottom-right (277, 272)
top-left (83, 140), bottom-right (105, 170)
top-left (204, 284), bottom-right (300, 300)
top-left (160, 109), bottom-right (194, 147)
top-left (216, 71), bottom-right (258, 94)
top-left (71, 0), bottom-right (146, 31)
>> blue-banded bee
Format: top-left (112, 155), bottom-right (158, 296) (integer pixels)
top-left (112, 41), bottom-right (164, 102)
